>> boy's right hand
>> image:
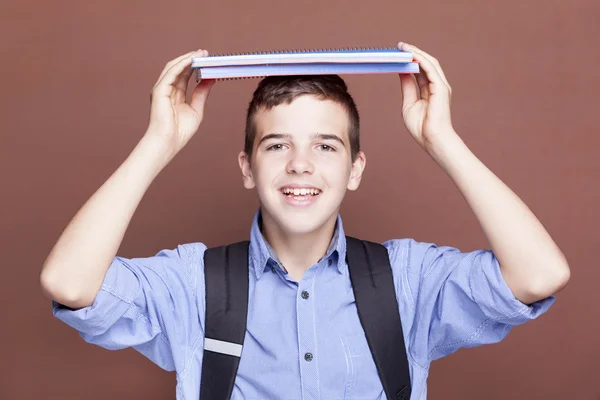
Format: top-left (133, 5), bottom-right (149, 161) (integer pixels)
top-left (145, 49), bottom-right (216, 158)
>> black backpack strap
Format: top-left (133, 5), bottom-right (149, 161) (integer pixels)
top-left (345, 236), bottom-right (412, 400)
top-left (200, 241), bottom-right (250, 400)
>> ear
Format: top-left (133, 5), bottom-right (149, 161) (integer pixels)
top-left (238, 151), bottom-right (256, 189)
top-left (347, 151), bottom-right (366, 191)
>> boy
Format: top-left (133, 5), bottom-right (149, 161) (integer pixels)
top-left (40, 42), bottom-right (570, 399)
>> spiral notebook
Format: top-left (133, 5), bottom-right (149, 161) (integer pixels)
top-left (191, 47), bottom-right (419, 80)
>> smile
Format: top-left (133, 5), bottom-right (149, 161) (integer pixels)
top-left (280, 186), bottom-right (322, 207)
top-left (281, 187), bottom-right (322, 196)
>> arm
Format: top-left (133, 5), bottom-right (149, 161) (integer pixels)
top-left (397, 42), bottom-right (570, 305)
top-left (40, 49), bottom-right (216, 309)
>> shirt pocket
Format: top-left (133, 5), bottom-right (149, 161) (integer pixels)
top-left (340, 333), bottom-right (385, 399)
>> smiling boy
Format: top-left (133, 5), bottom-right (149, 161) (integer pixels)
top-left (41, 42), bottom-right (570, 399)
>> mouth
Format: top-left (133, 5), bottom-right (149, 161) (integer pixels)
top-left (281, 187), bottom-right (321, 196)
top-left (280, 186), bottom-right (322, 205)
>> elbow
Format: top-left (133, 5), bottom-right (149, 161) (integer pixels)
top-left (550, 262), bottom-right (571, 293)
top-left (40, 267), bottom-right (59, 299)
top-left (529, 261), bottom-right (571, 301)
top-left (40, 268), bottom-right (92, 310)
top-left (508, 260), bottom-right (571, 305)
top-left (547, 252), bottom-right (571, 292)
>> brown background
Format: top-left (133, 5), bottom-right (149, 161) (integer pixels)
top-left (1, 0), bottom-right (599, 399)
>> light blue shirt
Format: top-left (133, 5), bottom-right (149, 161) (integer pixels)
top-left (52, 210), bottom-right (554, 399)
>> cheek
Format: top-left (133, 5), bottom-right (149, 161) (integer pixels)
top-left (317, 158), bottom-right (353, 187)
top-left (254, 158), bottom-right (284, 187)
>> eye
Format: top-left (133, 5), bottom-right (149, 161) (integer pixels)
top-left (318, 144), bottom-right (336, 152)
top-left (266, 144), bottom-right (286, 151)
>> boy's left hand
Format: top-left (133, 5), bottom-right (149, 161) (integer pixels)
top-left (398, 42), bottom-right (456, 153)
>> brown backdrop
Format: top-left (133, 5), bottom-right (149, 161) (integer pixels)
top-left (1, 0), bottom-right (599, 399)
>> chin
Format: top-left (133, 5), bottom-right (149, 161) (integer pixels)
top-left (257, 185), bottom-right (343, 235)
top-left (261, 203), bottom-right (338, 237)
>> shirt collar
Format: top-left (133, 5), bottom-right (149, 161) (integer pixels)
top-left (249, 208), bottom-right (347, 280)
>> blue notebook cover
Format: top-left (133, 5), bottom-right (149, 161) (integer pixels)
top-left (191, 47), bottom-right (414, 68)
top-left (194, 62), bottom-right (419, 80)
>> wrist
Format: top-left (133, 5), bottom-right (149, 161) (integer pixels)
top-left (426, 130), bottom-right (471, 172)
top-left (135, 133), bottom-right (176, 174)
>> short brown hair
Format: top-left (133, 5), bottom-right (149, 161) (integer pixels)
top-left (244, 75), bottom-right (360, 162)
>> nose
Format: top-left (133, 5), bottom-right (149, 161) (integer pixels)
top-left (286, 149), bottom-right (314, 175)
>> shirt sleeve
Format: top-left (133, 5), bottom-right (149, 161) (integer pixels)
top-left (386, 239), bottom-right (555, 363)
top-left (51, 243), bottom-right (206, 371)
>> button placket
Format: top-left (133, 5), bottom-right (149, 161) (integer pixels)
top-left (297, 269), bottom-right (319, 398)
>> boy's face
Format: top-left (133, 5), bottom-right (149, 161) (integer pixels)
top-left (238, 95), bottom-right (366, 235)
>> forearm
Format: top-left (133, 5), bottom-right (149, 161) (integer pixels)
top-left (40, 134), bottom-right (172, 308)
top-left (428, 131), bottom-right (570, 304)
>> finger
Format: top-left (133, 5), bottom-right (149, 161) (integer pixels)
top-left (399, 42), bottom-right (448, 86)
top-left (398, 73), bottom-right (418, 107)
top-left (152, 51), bottom-right (201, 99)
top-left (153, 50), bottom-right (198, 90)
top-left (415, 71), bottom-right (430, 100)
top-left (399, 42), bottom-right (448, 96)
top-left (189, 79), bottom-right (216, 116)
top-left (175, 49), bottom-right (208, 92)
top-left (400, 42), bottom-right (451, 91)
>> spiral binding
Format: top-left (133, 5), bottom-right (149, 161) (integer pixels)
top-left (209, 46), bottom-right (398, 58)
top-left (217, 76), bottom-right (262, 81)
top-left (199, 46), bottom-right (401, 81)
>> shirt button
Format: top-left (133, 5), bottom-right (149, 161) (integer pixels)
top-left (301, 290), bottom-right (310, 299)
top-left (304, 352), bottom-right (313, 362)
top-left (328, 259), bottom-right (333, 266)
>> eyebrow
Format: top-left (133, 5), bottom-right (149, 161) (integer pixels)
top-left (258, 133), bottom-right (346, 146)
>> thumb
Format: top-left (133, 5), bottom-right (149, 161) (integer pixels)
top-left (399, 74), bottom-right (418, 111)
top-left (189, 79), bottom-right (216, 117)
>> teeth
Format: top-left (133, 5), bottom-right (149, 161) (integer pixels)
top-left (282, 187), bottom-right (320, 195)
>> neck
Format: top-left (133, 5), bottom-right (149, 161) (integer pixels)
top-left (260, 210), bottom-right (338, 281)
